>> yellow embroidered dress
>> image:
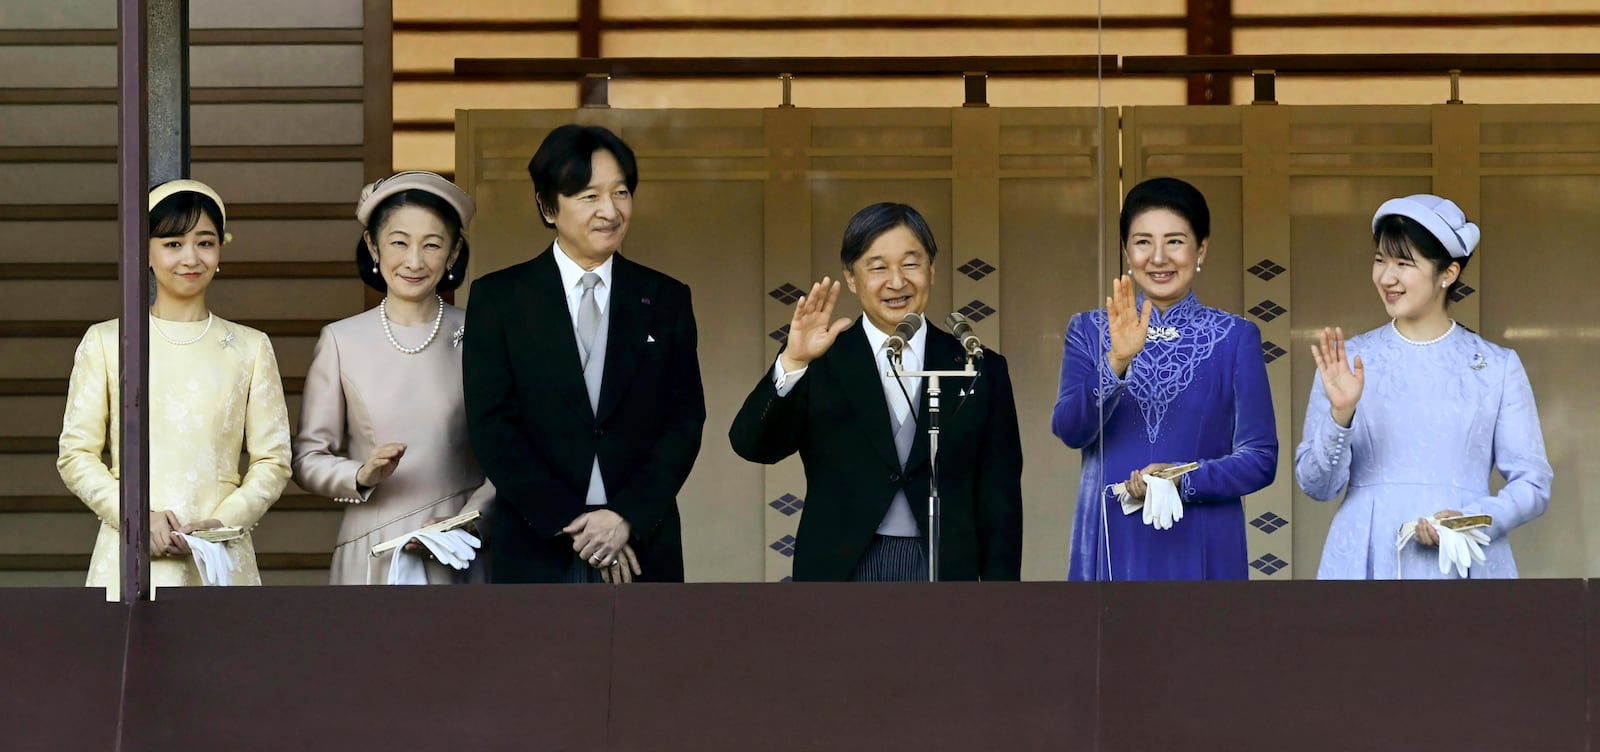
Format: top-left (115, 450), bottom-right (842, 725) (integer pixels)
top-left (57, 317), bottom-right (292, 598)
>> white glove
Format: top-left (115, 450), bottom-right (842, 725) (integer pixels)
top-left (385, 528), bottom-right (482, 585)
top-left (1435, 524), bottom-right (1489, 578)
top-left (1395, 519), bottom-right (1490, 579)
top-left (1140, 475), bottom-right (1184, 531)
top-left (181, 534), bottom-right (238, 586)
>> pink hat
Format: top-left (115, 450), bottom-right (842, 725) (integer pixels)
top-left (355, 171), bottom-right (476, 232)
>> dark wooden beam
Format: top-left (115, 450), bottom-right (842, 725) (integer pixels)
top-left (578, 0), bottom-right (604, 106)
top-left (1186, 0), bottom-right (1233, 105)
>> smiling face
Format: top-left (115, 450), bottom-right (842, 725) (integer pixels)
top-left (1373, 242), bottom-right (1456, 321)
top-left (1124, 207), bottom-right (1206, 311)
top-left (544, 149), bottom-right (632, 270)
top-left (149, 213), bottom-right (221, 305)
top-left (365, 204), bottom-right (460, 304)
top-left (843, 224), bottom-right (934, 335)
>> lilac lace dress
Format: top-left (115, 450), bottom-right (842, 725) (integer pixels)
top-left (1296, 323), bottom-right (1553, 579)
top-left (1055, 293), bottom-right (1279, 581)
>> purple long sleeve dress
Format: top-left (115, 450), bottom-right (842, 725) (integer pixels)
top-left (1054, 293), bottom-right (1279, 581)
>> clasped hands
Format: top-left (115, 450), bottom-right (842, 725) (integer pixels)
top-left (1113, 462), bottom-right (1185, 531)
top-left (565, 509), bottom-right (643, 584)
top-left (1396, 509), bottom-right (1490, 578)
top-left (148, 510), bottom-right (224, 558)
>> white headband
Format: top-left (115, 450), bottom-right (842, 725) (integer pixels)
top-left (148, 179), bottom-right (232, 244)
top-left (1372, 194), bottom-right (1479, 259)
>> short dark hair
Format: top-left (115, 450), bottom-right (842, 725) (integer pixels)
top-left (150, 190), bottom-right (224, 240)
top-left (1374, 213), bottom-right (1470, 306)
top-left (1119, 177), bottom-right (1210, 247)
top-left (527, 124), bottom-right (639, 229)
top-left (839, 202), bottom-right (939, 268)
top-left (355, 188), bottom-right (471, 293)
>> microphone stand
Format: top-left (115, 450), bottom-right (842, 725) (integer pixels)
top-left (888, 352), bottom-right (978, 582)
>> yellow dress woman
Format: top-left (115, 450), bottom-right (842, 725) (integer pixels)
top-left (57, 180), bottom-right (292, 598)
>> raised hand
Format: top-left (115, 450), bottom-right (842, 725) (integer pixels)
top-left (1105, 274), bottom-right (1153, 378)
top-left (1309, 327), bottom-right (1364, 428)
top-left (778, 277), bottom-right (853, 373)
top-left (356, 442), bottom-right (407, 488)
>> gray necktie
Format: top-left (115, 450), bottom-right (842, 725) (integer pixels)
top-left (576, 272), bottom-right (601, 366)
top-left (892, 392), bottom-right (917, 467)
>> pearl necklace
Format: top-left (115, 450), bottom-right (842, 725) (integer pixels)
top-left (381, 295), bottom-right (444, 354)
top-left (1391, 318), bottom-right (1455, 346)
top-left (150, 312), bottom-right (213, 346)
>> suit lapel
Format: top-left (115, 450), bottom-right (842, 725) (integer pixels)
top-left (515, 247), bottom-right (593, 422)
top-left (826, 322), bottom-right (902, 472)
top-left (905, 327), bottom-right (968, 475)
top-left (596, 254), bottom-right (654, 425)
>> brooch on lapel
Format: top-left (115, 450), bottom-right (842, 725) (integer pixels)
top-left (219, 330), bottom-right (236, 349)
top-left (641, 297), bottom-right (651, 306)
top-left (1146, 326), bottom-right (1180, 343)
top-left (453, 325), bottom-right (466, 349)
top-left (1470, 352), bottom-right (1486, 371)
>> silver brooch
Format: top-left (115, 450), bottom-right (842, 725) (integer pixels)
top-left (452, 325), bottom-right (466, 348)
top-left (1470, 352), bottom-right (1486, 371)
top-left (1146, 326), bottom-right (1180, 343)
top-left (219, 330), bottom-right (235, 349)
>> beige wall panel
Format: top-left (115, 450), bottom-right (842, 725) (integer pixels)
top-left (249, 511), bottom-right (340, 554)
top-left (393, 32), bottom-right (576, 73)
top-left (999, 175), bottom-right (1105, 579)
top-left (625, 178), bottom-right (766, 582)
top-left (3, 396), bottom-right (65, 438)
top-left (0, 338), bottom-right (79, 380)
top-left (190, 161), bottom-right (365, 204)
top-left (603, 0), bottom-right (1183, 17)
top-left (393, 82), bottom-right (573, 121)
top-left (189, 45), bottom-right (363, 88)
top-left (0, 46), bottom-right (115, 88)
top-left (0, 163), bottom-right (115, 204)
top-left (1287, 174), bottom-right (1431, 574)
top-left (603, 79), bottom-right (1188, 112)
top-left (1480, 174), bottom-right (1600, 578)
top-left (1238, 0), bottom-right (1600, 16)
top-left (992, 79), bottom-right (1187, 109)
top-left (394, 131), bottom-right (457, 173)
top-left (260, 571), bottom-right (330, 585)
top-left (0, 0), bottom-right (116, 28)
top-left (189, 0), bottom-right (363, 29)
top-left (0, 279), bottom-right (363, 321)
top-left (0, 513), bottom-right (96, 554)
top-left (1236, 27), bottom-right (1600, 55)
top-left (0, 104), bottom-right (116, 147)
top-left (605, 28), bottom-right (1180, 58)
top-left (271, 336), bottom-right (319, 386)
top-left (394, 0), bottom-right (576, 20)
top-left (192, 103), bottom-right (364, 146)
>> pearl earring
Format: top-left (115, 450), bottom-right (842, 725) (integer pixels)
top-left (1196, 264), bottom-right (1202, 272)
top-left (447, 270), bottom-right (454, 281)
top-left (1442, 280), bottom-right (1449, 288)
top-left (372, 262), bottom-right (379, 273)
top-left (214, 265), bottom-right (220, 273)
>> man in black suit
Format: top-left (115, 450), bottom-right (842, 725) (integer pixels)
top-left (730, 203), bottom-right (1023, 582)
top-left (465, 124), bottom-right (705, 583)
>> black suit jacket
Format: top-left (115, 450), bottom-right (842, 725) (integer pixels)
top-left (464, 248), bottom-right (705, 582)
top-left (729, 321), bottom-right (1023, 582)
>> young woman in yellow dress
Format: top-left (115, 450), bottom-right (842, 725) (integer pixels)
top-left (57, 180), bottom-right (292, 597)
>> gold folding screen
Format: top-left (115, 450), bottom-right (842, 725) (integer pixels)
top-left (456, 103), bottom-right (1594, 582)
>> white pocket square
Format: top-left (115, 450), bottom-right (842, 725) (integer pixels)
top-left (647, 335), bottom-right (656, 343)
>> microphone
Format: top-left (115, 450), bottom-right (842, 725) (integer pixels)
top-left (883, 313), bottom-right (922, 364)
top-left (945, 312), bottom-right (985, 360)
